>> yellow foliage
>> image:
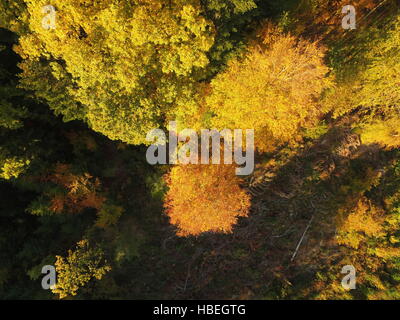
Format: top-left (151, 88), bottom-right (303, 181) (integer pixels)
top-left (326, 16), bottom-right (400, 118)
top-left (206, 24), bottom-right (330, 152)
top-left (0, 157), bottom-right (30, 180)
top-left (15, 0), bottom-right (215, 144)
top-left (337, 198), bottom-right (385, 249)
top-left (374, 247), bottom-right (400, 260)
top-left (364, 274), bottom-right (387, 291)
top-left (342, 199), bottom-right (384, 237)
top-left (360, 116), bottom-right (400, 149)
top-left (52, 240), bottom-right (111, 299)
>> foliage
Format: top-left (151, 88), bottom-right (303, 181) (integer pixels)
top-left (0, 156), bottom-right (30, 180)
top-left (1, 0), bottom-right (400, 301)
top-left (359, 115), bottom-right (400, 149)
top-left (325, 10), bottom-right (400, 118)
top-left (52, 240), bottom-right (111, 299)
top-left (95, 202), bottom-right (124, 228)
top-left (164, 164), bottom-right (250, 236)
top-left (14, 0), bottom-right (216, 144)
top-left (206, 24), bottom-right (331, 151)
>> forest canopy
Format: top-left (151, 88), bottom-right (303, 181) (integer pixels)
top-left (0, 0), bottom-right (400, 301)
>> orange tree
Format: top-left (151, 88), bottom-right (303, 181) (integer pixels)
top-left (164, 163), bottom-right (251, 236)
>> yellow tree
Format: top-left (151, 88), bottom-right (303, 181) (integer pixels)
top-left (14, 0), bottom-right (215, 144)
top-left (334, 195), bottom-right (400, 299)
top-left (206, 24), bottom-right (331, 152)
top-left (52, 240), bottom-right (111, 299)
top-left (164, 164), bottom-right (251, 236)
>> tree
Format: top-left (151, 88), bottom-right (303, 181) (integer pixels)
top-left (355, 16), bottom-right (400, 111)
top-left (27, 163), bottom-right (105, 215)
top-left (0, 0), bottom-right (28, 33)
top-left (334, 194), bottom-right (400, 299)
top-left (200, 0), bottom-right (258, 75)
top-left (313, 158), bottom-right (400, 300)
top-left (337, 197), bottom-right (385, 249)
top-left (164, 164), bottom-right (251, 236)
top-left (0, 34), bottom-right (31, 179)
top-left (206, 24), bottom-right (331, 152)
top-left (325, 14), bottom-right (400, 119)
top-left (52, 239), bottom-right (111, 299)
top-left (95, 202), bottom-right (124, 229)
top-left (324, 15), bottom-right (400, 153)
top-left (0, 156), bottom-right (30, 180)
top-left (14, 0), bottom-right (216, 145)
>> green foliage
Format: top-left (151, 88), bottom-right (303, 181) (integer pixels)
top-left (302, 121), bottom-right (329, 140)
top-left (95, 202), bottom-right (124, 228)
top-left (0, 0), bottom-right (28, 33)
top-left (0, 88), bottom-right (28, 130)
top-left (201, 0), bottom-right (258, 73)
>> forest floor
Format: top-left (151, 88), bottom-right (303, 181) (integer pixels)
top-left (120, 115), bottom-right (391, 300)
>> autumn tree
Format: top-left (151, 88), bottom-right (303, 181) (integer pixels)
top-left (325, 13), bottom-right (400, 118)
top-left (27, 163), bottom-right (105, 215)
top-left (206, 24), bottom-right (331, 152)
top-left (355, 16), bottom-right (400, 110)
top-left (312, 157), bottom-right (400, 300)
top-left (337, 197), bottom-right (386, 249)
top-left (333, 193), bottom-right (400, 299)
top-left (323, 14), bottom-right (400, 151)
top-left (13, 0), bottom-right (216, 145)
top-left (52, 240), bottom-right (111, 299)
top-left (164, 164), bottom-right (250, 236)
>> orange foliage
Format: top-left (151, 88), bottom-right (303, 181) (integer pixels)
top-left (164, 164), bottom-right (251, 237)
top-left (295, 0), bottom-right (382, 40)
top-left (47, 164), bottom-right (105, 214)
top-left (49, 195), bottom-right (65, 214)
